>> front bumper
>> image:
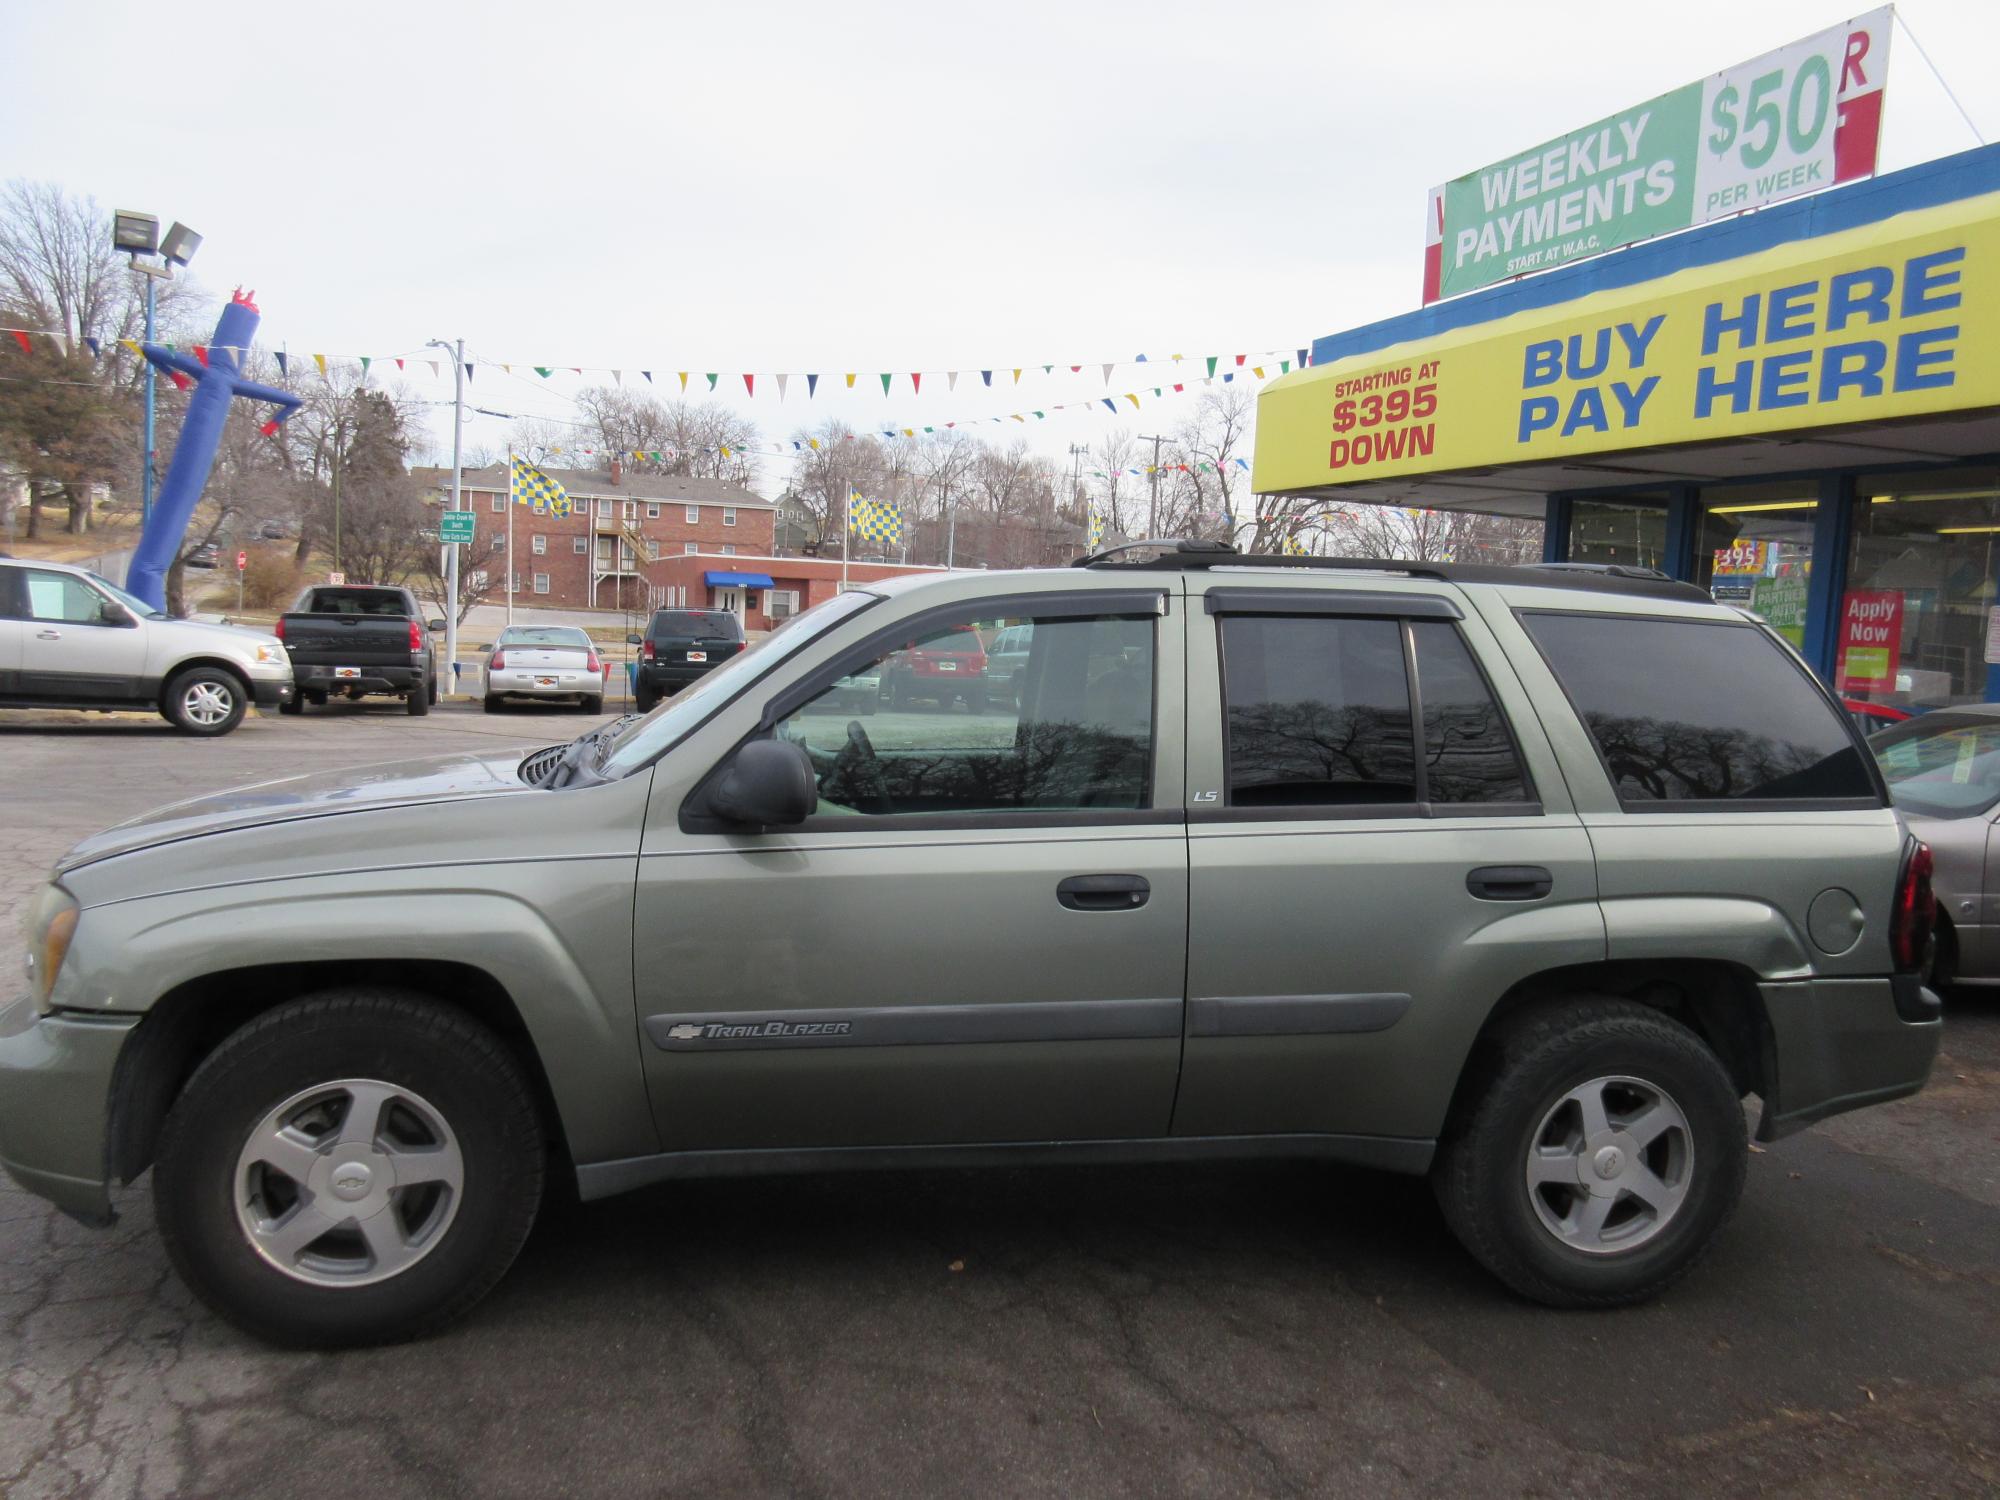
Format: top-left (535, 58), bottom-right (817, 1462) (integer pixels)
top-left (0, 995), bottom-right (136, 1226)
top-left (1757, 976), bottom-right (1943, 1140)
top-left (252, 677), bottom-right (295, 709)
top-left (487, 669), bottom-right (600, 699)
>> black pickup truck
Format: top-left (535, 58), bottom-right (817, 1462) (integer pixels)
top-left (275, 584), bottom-right (444, 716)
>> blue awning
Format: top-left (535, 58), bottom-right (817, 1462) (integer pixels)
top-left (703, 570), bottom-right (775, 588)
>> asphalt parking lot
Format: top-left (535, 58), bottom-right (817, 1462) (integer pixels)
top-left (1, 703), bottom-right (1996, 1498)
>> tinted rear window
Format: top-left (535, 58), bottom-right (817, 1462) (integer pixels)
top-left (307, 588), bottom-right (408, 616)
top-left (1521, 612), bottom-right (1877, 805)
top-left (652, 611), bottom-right (741, 639)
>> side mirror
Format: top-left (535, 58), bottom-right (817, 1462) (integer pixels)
top-left (100, 604), bottom-right (135, 628)
top-left (428, 618), bottom-right (446, 633)
top-left (707, 739), bottom-right (816, 829)
top-left (625, 632), bottom-right (644, 646)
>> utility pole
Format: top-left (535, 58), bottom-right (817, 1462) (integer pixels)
top-left (1138, 434), bottom-right (1168, 537)
top-left (330, 410), bottom-right (346, 576)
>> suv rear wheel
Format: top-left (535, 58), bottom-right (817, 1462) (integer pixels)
top-left (153, 989), bottom-right (545, 1347)
top-left (1433, 999), bottom-right (1746, 1308)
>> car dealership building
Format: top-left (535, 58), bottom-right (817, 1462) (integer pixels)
top-left (1254, 142), bottom-right (1999, 713)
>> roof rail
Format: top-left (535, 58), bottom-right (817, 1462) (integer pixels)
top-left (1073, 537), bottom-right (1711, 602)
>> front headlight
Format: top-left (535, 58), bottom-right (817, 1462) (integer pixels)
top-left (22, 884), bottom-right (79, 1015)
top-left (252, 644), bottom-right (284, 665)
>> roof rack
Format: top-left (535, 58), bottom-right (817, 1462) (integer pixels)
top-left (1072, 537), bottom-right (1711, 603)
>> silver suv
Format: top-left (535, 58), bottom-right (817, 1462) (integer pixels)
top-left (2, 542), bottom-right (1942, 1345)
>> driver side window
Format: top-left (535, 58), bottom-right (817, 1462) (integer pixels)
top-left (24, 570), bottom-right (114, 625)
top-left (775, 611), bottom-right (1155, 818)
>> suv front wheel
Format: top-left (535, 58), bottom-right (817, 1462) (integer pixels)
top-left (153, 989), bottom-right (545, 1347)
top-left (1433, 999), bottom-right (1747, 1308)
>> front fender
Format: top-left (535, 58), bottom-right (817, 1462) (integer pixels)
top-left (59, 870), bottom-right (654, 1165)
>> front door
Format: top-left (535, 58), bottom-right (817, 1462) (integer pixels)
top-left (712, 586), bottom-right (743, 618)
top-left (1172, 581), bottom-right (1602, 1149)
top-left (633, 590), bottom-right (1189, 1152)
top-left (16, 568), bottom-right (148, 701)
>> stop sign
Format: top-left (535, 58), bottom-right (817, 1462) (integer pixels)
top-left (236, 550), bottom-right (247, 570)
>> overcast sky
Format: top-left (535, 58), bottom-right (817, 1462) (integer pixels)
top-left (5, 0), bottom-right (1994, 490)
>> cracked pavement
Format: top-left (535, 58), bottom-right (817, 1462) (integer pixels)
top-left (1, 704), bottom-right (1996, 1497)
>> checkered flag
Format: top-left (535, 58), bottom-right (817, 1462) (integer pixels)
top-left (510, 456), bottom-right (571, 518)
top-left (849, 493), bottom-right (904, 550)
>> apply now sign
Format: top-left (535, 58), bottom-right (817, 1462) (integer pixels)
top-left (1422, 9), bottom-right (1890, 303)
top-left (1254, 188), bottom-right (1999, 494)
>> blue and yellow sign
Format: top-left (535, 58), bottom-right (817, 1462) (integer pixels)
top-left (1255, 189), bottom-right (2000, 495)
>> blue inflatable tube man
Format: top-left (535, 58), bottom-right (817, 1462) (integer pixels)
top-left (127, 289), bottom-right (303, 611)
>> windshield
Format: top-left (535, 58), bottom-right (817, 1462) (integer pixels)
top-left (597, 590), bottom-right (881, 778)
top-left (501, 627), bottom-right (591, 649)
top-left (89, 573), bottom-right (167, 620)
top-left (1873, 715), bottom-right (2000, 819)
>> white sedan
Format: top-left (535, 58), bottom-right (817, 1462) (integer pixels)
top-left (480, 625), bottom-right (606, 713)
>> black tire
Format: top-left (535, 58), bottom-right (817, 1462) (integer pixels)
top-left (580, 695), bottom-right (604, 715)
top-left (1925, 913), bottom-right (1957, 996)
top-left (482, 694), bottom-right (503, 714)
top-left (153, 989), bottom-right (545, 1348)
top-left (278, 694), bottom-right (304, 717)
top-left (635, 686), bottom-right (659, 714)
top-left (163, 665), bottom-right (248, 736)
top-left (1432, 999), bottom-right (1746, 1309)
top-left (407, 684), bottom-right (430, 716)
top-left (428, 675), bottom-right (440, 706)
top-left (306, 690), bottom-right (328, 708)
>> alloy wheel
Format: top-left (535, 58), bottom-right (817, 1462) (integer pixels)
top-left (1524, 1074), bottom-right (1693, 1255)
top-left (234, 1078), bottom-right (464, 1287)
top-left (182, 680), bottom-right (236, 727)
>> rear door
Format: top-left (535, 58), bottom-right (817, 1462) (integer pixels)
top-left (16, 569), bottom-right (149, 701)
top-left (0, 568), bottom-right (26, 696)
top-left (1174, 578), bottom-right (1602, 1149)
top-left (632, 585), bottom-right (1189, 1152)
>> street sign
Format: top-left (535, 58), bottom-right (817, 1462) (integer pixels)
top-left (439, 509), bottom-right (476, 544)
top-left (235, 550), bottom-right (247, 571)
top-left (327, 571), bottom-right (346, 586)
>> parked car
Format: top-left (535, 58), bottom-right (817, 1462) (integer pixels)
top-left (983, 622), bottom-right (1033, 708)
top-left (1, 542), bottom-right (1941, 1346)
top-left (629, 608), bottom-right (745, 712)
top-left (1843, 697), bottom-right (1914, 736)
top-left (275, 584), bottom-right (442, 716)
top-left (481, 625), bottom-right (605, 714)
top-left (881, 620), bottom-right (987, 710)
top-left (1871, 704), bottom-right (2000, 990)
top-left (185, 542), bottom-right (221, 570)
top-left (0, 558), bottom-right (292, 734)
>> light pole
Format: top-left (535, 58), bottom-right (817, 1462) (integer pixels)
top-left (112, 212), bottom-right (201, 528)
top-left (428, 338), bottom-right (464, 697)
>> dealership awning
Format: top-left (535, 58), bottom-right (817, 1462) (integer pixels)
top-left (1253, 156), bottom-right (2000, 515)
top-left (703, 570), bottom-right (775, 588)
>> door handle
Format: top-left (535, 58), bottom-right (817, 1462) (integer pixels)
top-left (1057, 874), bottom-right (1150, 912)
top-left (36, 629), bottom-right (60, 640)
top-left (1466, 866), bottom-right (1553, 901)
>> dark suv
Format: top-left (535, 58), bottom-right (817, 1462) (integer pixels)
top-left (630, 608), bottom-right (746, 711)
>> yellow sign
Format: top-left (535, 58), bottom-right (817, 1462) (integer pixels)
top-left (1255, 189), bottom-right (2000, 494)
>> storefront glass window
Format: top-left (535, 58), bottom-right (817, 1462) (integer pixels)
top-left (1843, 465), bottom-right (2000, 710)
top-left (1697, 482), bottom-right (1817, 646)
top-left (1566, 494), bottom-right (1669, 571)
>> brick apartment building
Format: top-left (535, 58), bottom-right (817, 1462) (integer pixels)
top-left (413, 463), bottom-right (945, 630)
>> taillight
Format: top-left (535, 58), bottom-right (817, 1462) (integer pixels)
top-left (273, 617), bottom-right (285, 640)
top-left (490, 649), bottom-right (506, 671)
top-left (586, 651), bottom-right (602, 673)
top-left (642, 640), bottom-right (656, 661)
top-left (1890, 840), bottom-right (1936, 972)
top-left (408, 620), bottom-right (423, 652)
